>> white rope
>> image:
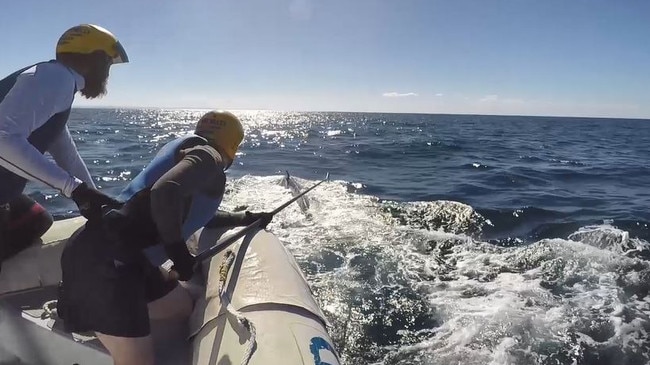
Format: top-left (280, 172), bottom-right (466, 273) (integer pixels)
top-left (41, 300), bottom-right (58, 320)
top-left (217, 249), bottom-right (257, 365)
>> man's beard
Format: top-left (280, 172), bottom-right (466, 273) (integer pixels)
top-left (81, 74), bottom-right (108, 99)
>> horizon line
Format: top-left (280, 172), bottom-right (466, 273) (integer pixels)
top-left (71, 105), bottom-right (650, 121)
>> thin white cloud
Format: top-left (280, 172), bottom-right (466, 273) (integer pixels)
top-left (435, 93), bottom-right (444, 97)
top-left (479, 94), bottom-right (499, 102)
top-left (382, 92), bottom-right (418, 98)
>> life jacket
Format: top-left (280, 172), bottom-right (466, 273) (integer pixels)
top-left (0, 61), bottom-right (73, 204)
top-left (117, 134), bottom-right (224, 265)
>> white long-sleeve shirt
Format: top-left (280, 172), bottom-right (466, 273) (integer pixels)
top-left (0, 61), bottom-right (95, 198)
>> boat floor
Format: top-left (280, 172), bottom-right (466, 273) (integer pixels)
top-left (0, 284), bottom-right (195, 365)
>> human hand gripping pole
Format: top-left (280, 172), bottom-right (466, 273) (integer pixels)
top-left (193, 172), bottom-right (330, 268)
top-left (165, 241), bottom-right (195, 281)
top-left (243, 211), bottom-right (274, 229)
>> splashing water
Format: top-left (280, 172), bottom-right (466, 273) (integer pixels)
top-left (219, 174), bottom-right (650, 365)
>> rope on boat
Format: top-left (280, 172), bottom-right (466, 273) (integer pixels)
top-left (217, 248), bottom-right (257, 365)
top-left (41, 300), bottom-right (58, 320)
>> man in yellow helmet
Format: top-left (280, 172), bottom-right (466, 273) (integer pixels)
top-left (0, 24), bottom-right (128, 270)
top-left (58, 111), bottom-right (274, 365)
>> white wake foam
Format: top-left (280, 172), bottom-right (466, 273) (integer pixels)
top-left (222, 174), bottom-right (650, 365)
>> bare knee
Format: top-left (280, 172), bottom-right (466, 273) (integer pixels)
top-left (96, 332), bottom-right (154, 365)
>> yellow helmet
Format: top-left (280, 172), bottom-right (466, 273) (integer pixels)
top-left (195, 111), bottom-right (244, 162)
top-left (56, 24), bottom-right (129, 64)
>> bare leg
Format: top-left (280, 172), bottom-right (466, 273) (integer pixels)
top-left (148, 282), bottom-right (193, 320)
top-left (95, 332), bottom-right (154, 365)
top-left (96, 278), bottom-right (193, 364)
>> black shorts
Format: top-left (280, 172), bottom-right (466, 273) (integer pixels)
top-left (58, 223), bottom-right (177, 338)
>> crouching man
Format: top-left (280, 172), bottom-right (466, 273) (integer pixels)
top-left (58, 111), bottom-right (273, 365)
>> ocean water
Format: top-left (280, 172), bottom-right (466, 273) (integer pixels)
top-left (27, 109), bottom-right (650, 365)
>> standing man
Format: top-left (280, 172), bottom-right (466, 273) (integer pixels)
top-left (0, 24), bottom-right (128, 269)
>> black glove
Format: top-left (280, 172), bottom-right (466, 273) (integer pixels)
top-left (164, 241), bottom-right (195, 281)
top-left (244, 211), bottom-right (274, 229)
top-left (71, 183), bottom-right (122, 222)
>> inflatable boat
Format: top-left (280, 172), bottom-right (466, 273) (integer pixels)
top-left (0, 216), bottom-right (340, 365)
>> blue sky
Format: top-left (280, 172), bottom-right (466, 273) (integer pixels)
top-left (1, 0), bottom-right (649, 118)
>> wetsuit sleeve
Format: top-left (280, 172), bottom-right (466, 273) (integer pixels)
top-left (0, 65), bottom-right (82, 197)
top-left (48, 126), bottom-right (96, 189)
top-left (150, 145), bottom-right (226, 245)
top-left (205, 210), bottom-right (248, 228)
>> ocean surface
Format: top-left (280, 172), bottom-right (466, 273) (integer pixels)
top-left (27, 109), bottom-right (650, 365)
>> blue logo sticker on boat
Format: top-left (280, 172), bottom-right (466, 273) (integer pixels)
top-left (309, 336), bottom-right (339, 365)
